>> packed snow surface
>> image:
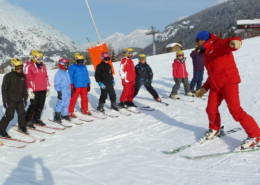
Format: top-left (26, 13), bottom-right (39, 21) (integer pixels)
top-left (1, 36), bottom-right (260, 184)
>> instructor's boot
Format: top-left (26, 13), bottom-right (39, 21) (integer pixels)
top-left (54, 112), bottom-right (62, 123)
top-left (35, 119), bottom-right (46, 126)
top-left (18, 127), bottom-right (29, 135)
top-left (111, 102), bottom-right (119, 111)
top-left (127, 101), bottom-right (136, 107)
top-left (236, 137), bottom-right (260, 150)
top-left (200, 127), bottom-right (223, 142)
top-left (26, 121), bottom-right (36, 129)
top-left (97, 103), bottom-right (105, 112)
top-left (61, 115), bottom-right (71, 122)
top-left (119, 101), bottom-right (127, 109)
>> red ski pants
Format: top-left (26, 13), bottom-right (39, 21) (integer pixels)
top-left (69, 87), bottom-right (88, 113)
top-left (206, 83), bottom-right (260, 138)
top-left (120, 81), bottom-right (135, 102)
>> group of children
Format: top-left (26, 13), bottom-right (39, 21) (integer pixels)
top-left (0, 47), bottom-right (203, 139)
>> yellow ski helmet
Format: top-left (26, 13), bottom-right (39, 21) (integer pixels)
top-left (11, 58), bottom-right (23, 72)
top-left (176, 50), bottom-right (184, 59)
top-left (124, 47), bottom-right (134, 57)
top-left (138, 54), bottom-right (146, 62)
top-left (31, 50), bottom-right (43, 63)
top-left (74, 53), bottom-right (84, 64)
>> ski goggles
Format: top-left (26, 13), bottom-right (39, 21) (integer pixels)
top-left (63, 63), bottom-right (70, 67)
top-left (76, 59), bottom-right (84, 64)
top-left (178, 54), bottom-right (184, 57)
top-left (127, 51), bottom-right (134, 55)
top-left (139, 56), bottom-right (146, 61)
top-left (15, 65), bottom-right (23, 70)
top-left (104, 57), bottom-right (110, 61)
top-left (36, 57), bottom-right (43, 63)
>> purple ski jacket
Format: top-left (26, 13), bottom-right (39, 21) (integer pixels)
top-left (190, 50), bottom-right (204, 71)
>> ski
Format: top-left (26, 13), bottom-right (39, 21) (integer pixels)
top-left (13, 125), bottom-right (55, 135)
top-left (35, 124), bottom-right (66, 131)
top-left (91, 110), bottom-right (119, 118)
top-left (118, 110), bottom-right (131, 116)
top-left (162, 97), bottom-right (195, 102)
top-left (125, 108), bottom-right (141, 114)
top-left (75, 110), bottom-right (107, 120)
top-left (77, 118), bottom-right (94, 123)
top-left (0, 141), bottom-right (26, 148)
top-left (48, 119), bottom-right (72, 128)
top-left (14, 129), bottom-right (45, 142)
top-left (165, 127), bottom-right (242, 155)
top-left (0, 136), bottom-right (35, 144)
top-left (137, 107), bottom-right (155, 111)
top-left (186, 147), bottom-right (260, 160)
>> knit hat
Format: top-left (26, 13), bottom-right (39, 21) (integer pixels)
top-left (196, 31), bottom-right (210, 41)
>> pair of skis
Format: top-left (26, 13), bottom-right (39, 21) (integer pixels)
top-left (165, 127), bottom-right (259, 159)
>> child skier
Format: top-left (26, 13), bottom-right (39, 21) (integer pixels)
top-left (0, 58), bottom-right (29, 137)
top-left (95, 52), bottom-right (119, 112)
top-left (119, 47), bottom-right (136, 108)
top-left (134, 54), bottom-right (161, 102)
top-left (170, 50), bottom-right (193, 99)
top-left (68, 53), bottom-right (91, 118)
top-left (189, 46), bottom-right (205, 93)
top-left (24, 50), bottom-right (50, 129)
top-left (53, 58), bottom-right (71, 123)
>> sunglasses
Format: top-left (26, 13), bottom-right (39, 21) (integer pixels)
top-left (104, 57), bottom-right (110, 61)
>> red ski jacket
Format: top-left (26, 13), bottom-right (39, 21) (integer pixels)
top-left (24, 60), bottom-right (50, 92)
top-left (172, 58), bottom-right (189, 78)
top-left (119, 57), bottom-right (135, 83)
top-left (202, 34), bottom-right (241, 91)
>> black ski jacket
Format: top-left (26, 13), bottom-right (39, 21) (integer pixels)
top-left (95, 61), bottom-right (114, 85)
top-left (2, 71), bottom-right (28, 104)
top-left (135, 62), bottom-right (153, 85)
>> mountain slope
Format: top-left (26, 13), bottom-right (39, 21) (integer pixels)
top-left (0, 0), bottom-right (78, 58)
top-left (0, 36), bottom-right (260, 184)
top-left (80, 29), bottom-right (153, 53)
top-left (141, 0), bottom-right (260, 55)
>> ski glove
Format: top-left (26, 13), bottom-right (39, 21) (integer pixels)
top-left (46, 86), bottom-right (50, 97)
top-left (98, 82), bottom-right (106, 89)
top-left (87, 84), bottom-right (91, 92)
top-left (230, 40), bottom-right (242, 49)
top-left (195, 88), bottom-right (207, 98)
top-left (71, 84), bottom-right (76, 93)
top-left (112, 80), bottom-right (115, 86)
top-left (3, 102), bottom-right (8, 109)
top-left (28, 88), bottom-right (35, 99)
top-left (57, 91), bottom-right (62, 100)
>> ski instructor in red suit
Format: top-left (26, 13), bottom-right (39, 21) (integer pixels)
top-left (195, 31), bottom-right (260, 150)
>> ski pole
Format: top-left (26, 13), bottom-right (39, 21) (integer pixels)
top-left (86, 37), bottom-right (93, 47)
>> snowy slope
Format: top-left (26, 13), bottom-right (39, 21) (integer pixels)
top-left (212, 0), bottom-right (230, 6)
top-left (0, 0), bottom-right (78, 57)
top-left (1, 36), bottom-right (260, 184)
top-left (80, 29), bottom-right (153, 53)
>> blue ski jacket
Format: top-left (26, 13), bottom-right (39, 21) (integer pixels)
top-left (69, 63), bottom-right (91, 88)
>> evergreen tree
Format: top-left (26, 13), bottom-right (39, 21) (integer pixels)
top-left (111, 50), bottom-right (117, 62)
top-left (178, 38), bottom-right (185, 50)
top-left (85, 51), bottom-right (92, 65)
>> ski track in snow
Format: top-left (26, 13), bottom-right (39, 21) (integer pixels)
top-left (1, 37), bottom-right (260, 184)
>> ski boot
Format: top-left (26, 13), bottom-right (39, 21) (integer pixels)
top-left (111, 102), bottom-right (119, 111)
top-left (191, 89), bottom-right (196, 94)
top-left (118, 101), bottom-right (127, 109)
top-left (186, 92), bottom-right (194, 97)
top-left (61, 115), bottom-right (71, 122)
top-left (169, 94), bottom-right (180, 100)
top-left (26, 121), bottom-right (36, 129)
top-left (97, 103), bottom-right (105, 112)
top-left (54, 112), bottom-right (62, 123)
top-left (127, 101), bottom-right (136, 107)
top-left (156, 97), bottom-right (162, 102)
top-left (18, 126), bottom-right (29, 135)
top-left (200, 127), bottom-right (224, 142)
top-left (82, 109), bottom-right (92, 115)
top-left (35, 119), bottom-right (46, 126)
top-left (0, 129), bottom-right (11, 138)
top-left (235, 137), bottom-right (260, 151)
top-left (69, 112), bottom-right (77, 118)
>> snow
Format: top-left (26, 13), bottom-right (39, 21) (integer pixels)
top-left (237, 19), bottom-right (260, 25)
top-left (166, 43), bottom-right (182, 48)
top-left (79, 29), bottom-right (153, 54)
top-left (212, 0), bottom-right (229, 6)
top-left (1, 36), bottom-right (260, 184)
